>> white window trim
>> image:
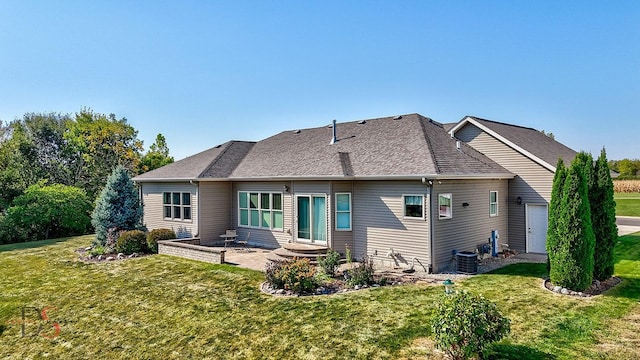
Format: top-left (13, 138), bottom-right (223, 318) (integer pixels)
top-left (438, 193), bottom-right (453, 220)
top-left (402, 194), bottom-right (425, 219)
top-left (490, 191), bottom-right (499, 217)
top-left (335, 192), bottom-right (352, 231)
top-left (163, 192), bottom-right (193, 222)
top-left (237, 191), bottom-right (284, 230)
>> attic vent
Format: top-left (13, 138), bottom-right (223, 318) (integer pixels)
top-left (456, 140), bottom-right (461, 150)
top-left (327, 124), bottom-right (333, 128)
top-left (293, 129), bottom-right (301, 134)
top-left (214, 144), bottom-right (222, 148)
top-left (358, 120), bottom-right (366, 124)
top-left (393, 115), bottom-right (402, 120)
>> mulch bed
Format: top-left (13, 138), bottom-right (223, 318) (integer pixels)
top-left (544, 277), bottom-right (623, 297)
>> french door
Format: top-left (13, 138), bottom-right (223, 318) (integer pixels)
top-left (296, 195), bottom-right (327, 244)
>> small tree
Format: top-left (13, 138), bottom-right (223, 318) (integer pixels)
top-left (431, 291), bottom-right (510, 360)
top-left (592, 148), bottom-right (617, 280)
top-left (549, 159), bottom-right (595, 291)
top-left (91, 166), bottom-right (144, 247)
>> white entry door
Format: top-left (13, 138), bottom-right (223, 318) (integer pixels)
top-left (526, 204), bottom-right (548, 253)
top-left (295, 195), bottom-right (327, 244)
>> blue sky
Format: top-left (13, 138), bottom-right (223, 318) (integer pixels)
top-left (1, 1), bottom-right (638, 160)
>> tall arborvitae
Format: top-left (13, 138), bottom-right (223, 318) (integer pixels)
top-left (549, 159), bottom-right (596, 291)
top-left (592, 148), bottom-right (617, 280)
top-left (547, 158), bottom-right (567, 271)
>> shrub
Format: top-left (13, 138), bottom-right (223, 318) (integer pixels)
top-left (0, 182), bottom-right (92, 244)
top-left (89, 245), bottom-right (107, 256)
top-left (431, 290), bottom-right (510, 360)
top-left (147, 228), bottom-right (176, 253)
top-left (317, 249), bottom-right (341, 277)
top-left (549, 157), bottom-right (595, 291)
top-left (346, 256), bottom-right (375, 288)
top-left (116, 230), bottom-right (147, 255)
top-left (592, 149), bottom-right (617, 280)
top-left (92, 166), bottom-right (144, 247)
top-left (265, 258), bottom-right (318, 294)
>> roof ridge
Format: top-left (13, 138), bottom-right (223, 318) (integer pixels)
top-left (418, 116), bottom-right (441, 174)
top-left (468, 116), bottom-right (538, 132)
top-left (197, 141), bottom-right (254, 178)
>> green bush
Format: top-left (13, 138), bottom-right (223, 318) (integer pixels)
top-left (0, 182), bottom-right (92, 244)
top-left (317, 249), bottom-right (341, 276)
top-left (265, 258), bottom-right (318, 294)
top-left (116, 230), bottom-right (147, 255)
top-left (431, 290), bottom-right (510, 360)
top-left (549, 156), bottom-right (595, 291)
top-left (592, 149), bottom-right (617, 280)
top-left (346, 256), bottom-right (375, 287)
top-left (147, 228), bottom-right (176, 253)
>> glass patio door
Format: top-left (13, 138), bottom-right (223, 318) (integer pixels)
top-left (296, 195), bottom-right (326, 243)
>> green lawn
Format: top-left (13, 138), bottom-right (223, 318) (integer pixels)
top-left (1, 235), bottom-right (639, 359)
top-left (615, 192), bottom-right (640, 217)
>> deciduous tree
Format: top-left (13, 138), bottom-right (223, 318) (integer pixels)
top-left (138, 133), bottom-right (174, 174)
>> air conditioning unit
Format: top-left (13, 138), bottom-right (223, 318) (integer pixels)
top-left (456, 251), bottom-right (478, 274)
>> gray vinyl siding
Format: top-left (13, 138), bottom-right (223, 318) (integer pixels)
top-left (198, 182), bottom-right (232, 246)
top-left (140, 182), bottom-right (198, 239)
top-left (330, 181), bottom-right (354, 255)
top-left (352, 181), bottom-right (430, 269)
top-left (431, 179), bottom-right (508, 273)
top-left (456, 124), bottom-right (554, 252)
top-left (232, 182), bottom-right (292, 248)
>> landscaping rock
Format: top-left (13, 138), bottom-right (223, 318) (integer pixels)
top-left (98, 255), bottom-right (104, 261)
top-left (106, 256), bottom-right (115, 261)
top-left (553, 286), bottom-right (562, 293)
top-left (128, 253), bottom-right (137, 258)
top-left (84, 246), bottom-right (92, 251)
top-left (117, 253), bottom-right (125, 260)
top-left (561, 288), bottom-right (569, 295)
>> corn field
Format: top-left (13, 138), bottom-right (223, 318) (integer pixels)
top-left (613, 180), bottom-right (640, 193)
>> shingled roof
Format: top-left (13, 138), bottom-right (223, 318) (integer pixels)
top-left (134, 114), bottom-right (514, 182)
top-left (450, 116), bottom-right (578, 171)
top-left (133, 141), bottom-right (255, 181)
top-left (228, 114), bottom-right (510, 180)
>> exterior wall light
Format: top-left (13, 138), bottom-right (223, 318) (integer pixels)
top-left (516, 196), bottom-right (523, 205)
top-left (283, 185), bottom-right (289, 193)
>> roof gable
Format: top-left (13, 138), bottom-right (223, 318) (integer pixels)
top-left (449, 116), bottom-right (578, 171)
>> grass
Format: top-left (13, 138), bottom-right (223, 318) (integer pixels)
top-left (1, 234), bottom-right (639, 359)
top-left (615, 192), bottom-right (640, 217)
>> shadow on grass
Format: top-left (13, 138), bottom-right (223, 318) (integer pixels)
top-left (485, 263), bottom-right (548, 279)
top-left (0, 237), bottom-right (76, 253)
top-left (485, 343), bottom-right (556, 360)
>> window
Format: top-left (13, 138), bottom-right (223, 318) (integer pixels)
top-left (403, 195), bottom-right (424, 218)
top-left (238, 192), bottom-right (283, 230)
top-left (163, 192), bottom-right (192, 221)
top-left (490, 191), bottom-right (498, 217)
top-left (439, 193), bottom-right (452, 219)
top-left (335, 193), bottom-right (352, 230)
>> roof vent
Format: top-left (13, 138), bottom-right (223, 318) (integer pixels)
top-left (214, 144), bottom-right (222, 148)
top-left (358, 120), bottom-right (366, 124)
top-left (393, 115), bottom-right (402, 120)
top-left (330, 119), bottom-right (337, 144)
top-left (293, 129), bottom-right (301, 134)
top-left (456, 140), bottom-right (461, 150)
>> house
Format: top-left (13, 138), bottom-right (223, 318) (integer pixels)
top-left (133, 113), bottom-right (577, 273)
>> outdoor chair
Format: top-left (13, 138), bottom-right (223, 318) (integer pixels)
top-left (222, 229), bottom-right (237, 249)
top-left (235, 231), bottom-right (250, 252)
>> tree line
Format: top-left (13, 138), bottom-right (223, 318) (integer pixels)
top-left (0, 108), bottom-right (173, 243)
top-left (608, 158), bottom-right (640, 179)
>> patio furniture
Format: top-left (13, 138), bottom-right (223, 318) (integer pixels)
top-left (220, 230), bottom-right (237, 248)
top-left (235, 231), bottom-right (250, 252)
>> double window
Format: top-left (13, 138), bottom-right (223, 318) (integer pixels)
top-left (403, 195), bottom-right (424, 218)
top-left (438, 193), bottom-right (452, 219)
top-left (238, 192), bottom-right (283, 230)
top-left (490, 191), bottom-right (498, 217)
top-left (163, 192), bottom-right (192, 221)
top-left (335, 193), bottom-right (352, 230)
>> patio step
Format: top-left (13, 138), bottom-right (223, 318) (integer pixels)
top-left (267, 243), bottom-right (330, 264)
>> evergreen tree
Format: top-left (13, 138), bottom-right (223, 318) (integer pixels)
top-left (91, 166), bottom-right (144, 247)
top-left (549, 159), bottom-right (595, 291)
top-left (592, 148), bottom-right (617, 280)
top-left (547, 158), bottom-right (566, 271)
